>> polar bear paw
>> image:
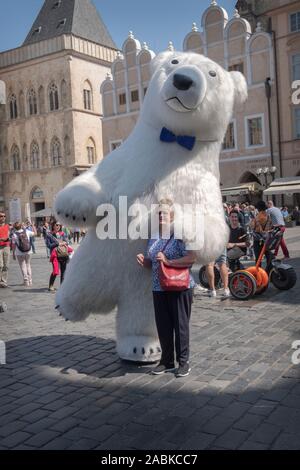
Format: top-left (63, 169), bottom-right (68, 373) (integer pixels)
top-left (117, 335), bottom-right (161, 363)
top-left (55, 185), bottom-right (98, 227)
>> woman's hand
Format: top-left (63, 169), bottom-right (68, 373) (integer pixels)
top-left (156, 252), bottom-right (169, 265)
top-left (137, 254), bottom-right (152, 269)
top-left (137, 254), bottom-right (145, 267)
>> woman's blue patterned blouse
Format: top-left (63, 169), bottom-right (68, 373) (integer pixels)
top-left (146, 237), bottom-right (196, 292)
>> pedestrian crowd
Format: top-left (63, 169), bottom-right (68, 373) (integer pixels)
top-left (0, 212), bottom-right (85, 290)
top-left (203, 200), bottom-right (292, 298)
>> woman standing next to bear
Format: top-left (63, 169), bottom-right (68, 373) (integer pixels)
top-left (137, 200), bottom-right (196, 378)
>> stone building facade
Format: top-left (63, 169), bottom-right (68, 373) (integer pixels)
top-left (237, 0), bottom-right (300, 204)
top-left (101, 1), bottom-right (283, 202)
top-left (0, 0), bottom-right (117, 220)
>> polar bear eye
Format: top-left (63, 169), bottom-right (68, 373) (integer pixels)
top-left (171, 59), bottom-right (179, 65)
top-left (209, 70), bottom-right (217, 77)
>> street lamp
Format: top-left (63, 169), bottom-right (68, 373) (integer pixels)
top-left (256, 166), bottom-right (277, 188)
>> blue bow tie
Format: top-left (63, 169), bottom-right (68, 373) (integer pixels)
top-left (160, 127), bottom-right (196, 151)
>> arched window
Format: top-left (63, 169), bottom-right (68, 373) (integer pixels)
top-left (30, 142), bottom-right (40, 169)
top-left (83, 80), bottom-right (93, 110)
top-left (9, 94), bottom-right (18, 119)
top-left (31, 187), bottom-right (44, 200)
top-left (87, 138), bottom-right (96, 164)
top-left (51, 137), bottom-right (62, 166)
top-left (11, 145), bottom-right (21, 171)
top-left (28, 88), bottom-right (38, 115)
top-left (49, 83), bottom-right (59, 111)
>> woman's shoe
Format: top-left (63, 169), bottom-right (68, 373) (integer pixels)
top-left (151, 363), bottom-right (176, 375)
top-left (176, 363), bottom-right (191, 378)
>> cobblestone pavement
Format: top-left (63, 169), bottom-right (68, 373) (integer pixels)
top-left (0, 228), bottom-right (300, 450)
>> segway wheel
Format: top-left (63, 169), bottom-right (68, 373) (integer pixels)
top-left (246, 267), bottom-right (269, 296)
top-left (198, 266), bottom-right (221, 289)
top-left (270, 267), bottom-right (297, 290)
top-left (229, 271), bottom-right (257, 300)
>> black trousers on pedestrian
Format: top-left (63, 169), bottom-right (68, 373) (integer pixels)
top-left (152, 289), bottom-right (193, 367)
top-left (49, 258), bottom-right (69, 288)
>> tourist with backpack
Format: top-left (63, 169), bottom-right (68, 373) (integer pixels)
top-left (11, 222), bottom-right (36, 287)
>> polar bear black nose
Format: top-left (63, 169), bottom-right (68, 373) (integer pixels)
top-left (173, 73), bottom-right (193, 91)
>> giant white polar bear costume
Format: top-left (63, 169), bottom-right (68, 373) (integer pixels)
top-left (55, 51), bottom-right (247, 362)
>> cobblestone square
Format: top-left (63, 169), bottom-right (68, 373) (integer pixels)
top-left (0, 228), bottom-right (299, 450)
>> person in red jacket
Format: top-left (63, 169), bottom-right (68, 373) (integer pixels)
top-left (0, 212), bottom-right (11, 288)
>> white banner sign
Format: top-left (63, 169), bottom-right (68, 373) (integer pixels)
top-left (25, 203), bottom-right (31, 220)
top-left (9, 198), bottom-right (21, 223)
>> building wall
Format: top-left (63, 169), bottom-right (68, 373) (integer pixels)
top-left (268, 1), bottom-right (300, 179)
top-left (101, 34), bottom-right (155, 156)
top-left (0, 34), bottom-right (116, 220)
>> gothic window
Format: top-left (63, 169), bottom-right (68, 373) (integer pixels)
top-left (87, 138), bottom-right (96, 164)
top-left (28, 88), bottom-right (38, 115)
top-left (30, 142), bottom-right (40, 169)
top-left (51, 137), bottom-right (62, 166)
top-left (49, 83), bottom-right (59, 111)
top-left (83, 81), bottom-right (93, 110)
top-left (11, 145), bottom-right (21, 171)
top-left (9, 94), bottom-right (18, 119)
top-left (31, 187), bottom-right (44, 200)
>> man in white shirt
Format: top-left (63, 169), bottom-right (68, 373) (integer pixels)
top-left (267, 201), bottom-right (290, 259)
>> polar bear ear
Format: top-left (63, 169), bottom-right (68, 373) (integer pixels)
top-left (150, 51), bottom-right (174, 74)
top-left (230, 71), bottom-right (248, 105)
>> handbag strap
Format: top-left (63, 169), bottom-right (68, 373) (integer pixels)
top-left (161, 234), bottom-right (174, 253)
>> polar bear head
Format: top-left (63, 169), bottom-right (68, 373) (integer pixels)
top-left (141, 51), bottom-right (247, 142)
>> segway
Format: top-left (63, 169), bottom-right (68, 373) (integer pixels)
top-left (198, 265), bottom-right (222, 289)
top-left (229, 227), bottom-right (297, 300)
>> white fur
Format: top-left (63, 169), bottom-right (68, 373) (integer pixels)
top-left (55, 52), bottom-right (248, 361)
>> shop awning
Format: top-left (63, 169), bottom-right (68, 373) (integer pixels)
top-left (263, 177), bottom-right (300, 196)
top-left (31, 208), bottom-right (54, 218)
top-left (221, 182), bottom-right (262, 197)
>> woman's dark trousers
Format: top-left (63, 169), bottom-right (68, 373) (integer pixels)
top-left (153, 289), bottom-right (193, 367)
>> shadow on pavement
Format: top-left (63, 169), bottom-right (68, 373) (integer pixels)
top-left (1, 334), bottom-right (300, 450)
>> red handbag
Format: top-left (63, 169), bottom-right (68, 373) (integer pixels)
top-left (158, 237), bottom-right (190, 291)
